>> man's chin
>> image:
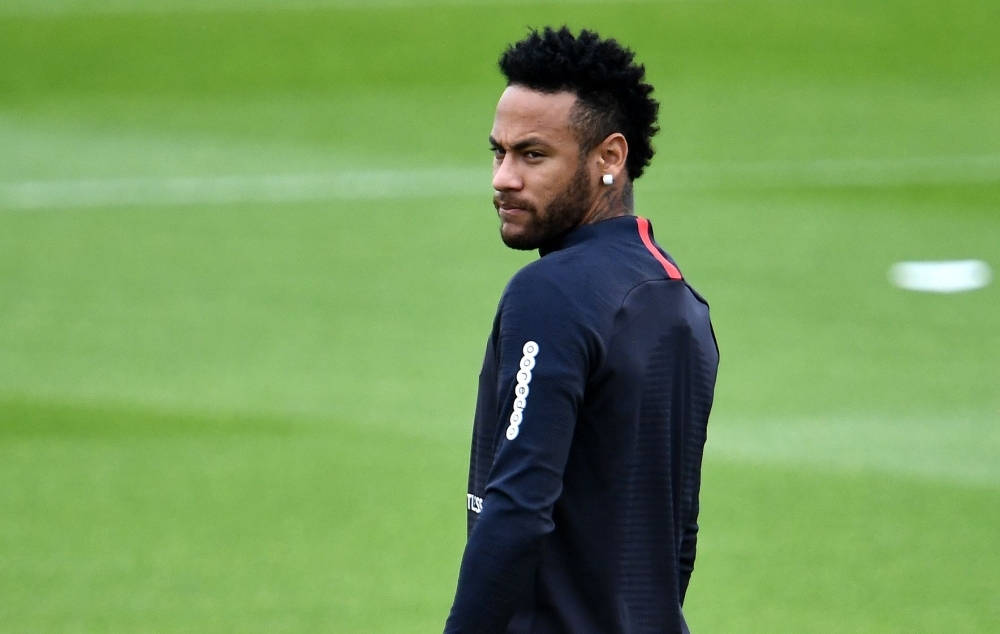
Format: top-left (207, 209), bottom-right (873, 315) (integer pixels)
top-left (499, 223), bottom-right (541, 251)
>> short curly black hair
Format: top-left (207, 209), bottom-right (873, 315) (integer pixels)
top-left (499, 26), bottom-right (660, 181)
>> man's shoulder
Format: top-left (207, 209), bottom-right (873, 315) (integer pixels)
top-left (499, 248), bottom-right (631, 328)
top-left (496, 257), bottom-right (598, 346)
top-left (502, 251), bottom-right (587, 305)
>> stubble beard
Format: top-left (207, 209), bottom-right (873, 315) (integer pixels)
top-left (496, 162), bottom-right (594, 251)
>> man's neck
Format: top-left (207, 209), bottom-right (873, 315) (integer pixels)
top-left (581, 180), bottom-right (635, 226)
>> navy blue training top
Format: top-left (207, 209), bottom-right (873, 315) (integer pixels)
top-left (444, 215), bottom-right (719, 634)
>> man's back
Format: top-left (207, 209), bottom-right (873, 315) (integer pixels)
top-left (448, 215), bottom-right (718, 634)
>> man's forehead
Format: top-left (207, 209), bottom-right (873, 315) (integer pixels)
top-left (491, 85), bottom-right (579, 144)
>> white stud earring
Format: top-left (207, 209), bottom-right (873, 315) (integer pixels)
top-left (602, 174), bottom-right (614, 186)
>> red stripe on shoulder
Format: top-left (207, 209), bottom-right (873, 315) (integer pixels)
top-left (636, 216), bottom-right (682, 280)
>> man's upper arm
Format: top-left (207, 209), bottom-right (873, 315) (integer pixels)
top-left (444, 270), bottom-right (594, 634)
top-left (486, 273), bottom-right (593, 513)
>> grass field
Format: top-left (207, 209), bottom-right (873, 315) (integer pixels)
top-left (1, 0), bottom-right (999, 632)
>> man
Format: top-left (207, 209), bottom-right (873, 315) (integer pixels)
top-left (444, 27), bottom-right (719, 634)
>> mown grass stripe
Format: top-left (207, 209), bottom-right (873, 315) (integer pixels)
top-left (0, 0), bottom-right (648, 17)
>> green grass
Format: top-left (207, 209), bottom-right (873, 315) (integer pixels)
top-left (1, 0), bottom-right (998, 632)
top-left (0, 400), bottom-right (466, 633)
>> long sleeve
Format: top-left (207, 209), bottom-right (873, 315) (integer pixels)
top-left (678, 488), bottom-right (700, 604)
top-left (444, 272), bottom-right (594, 634)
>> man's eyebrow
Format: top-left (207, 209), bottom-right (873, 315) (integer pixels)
top-left (489, 136), bottom-right (551, 151)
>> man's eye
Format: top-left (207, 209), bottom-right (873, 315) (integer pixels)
top-left (525, 151), bottom-right (543, 159)
top-left (491, 147), bottom-right (505, 158)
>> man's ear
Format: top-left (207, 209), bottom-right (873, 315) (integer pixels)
top-left (595, 133), bottom-right (629, 182)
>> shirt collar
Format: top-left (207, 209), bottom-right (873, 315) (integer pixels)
top-left (538, 214), bottom-right (639, 257)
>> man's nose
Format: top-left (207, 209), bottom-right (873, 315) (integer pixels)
top-left (492, 154), bottom-right (523, 192)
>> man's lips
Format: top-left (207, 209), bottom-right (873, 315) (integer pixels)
top-left (495, 198), bottom-right (532, 220)
top-left (498, 206), bottom-right (529, 221)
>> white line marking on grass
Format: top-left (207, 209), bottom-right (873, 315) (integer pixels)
top-left (2, 155), bottom-right (999, 211)
top-left (890, 260), bottom-right (992, 293)
top-left (645, 154), bottom-right (1000, 191)
top-left (0, 169), bottom-right (487, 210)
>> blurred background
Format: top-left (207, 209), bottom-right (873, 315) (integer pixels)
top-left (1, 0), bottom-right (998, 632)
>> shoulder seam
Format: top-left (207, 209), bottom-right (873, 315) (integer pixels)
top-left (618, 278), bottom-right (683, 313)
top-left (635, 216), bottom-right (683, 280)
